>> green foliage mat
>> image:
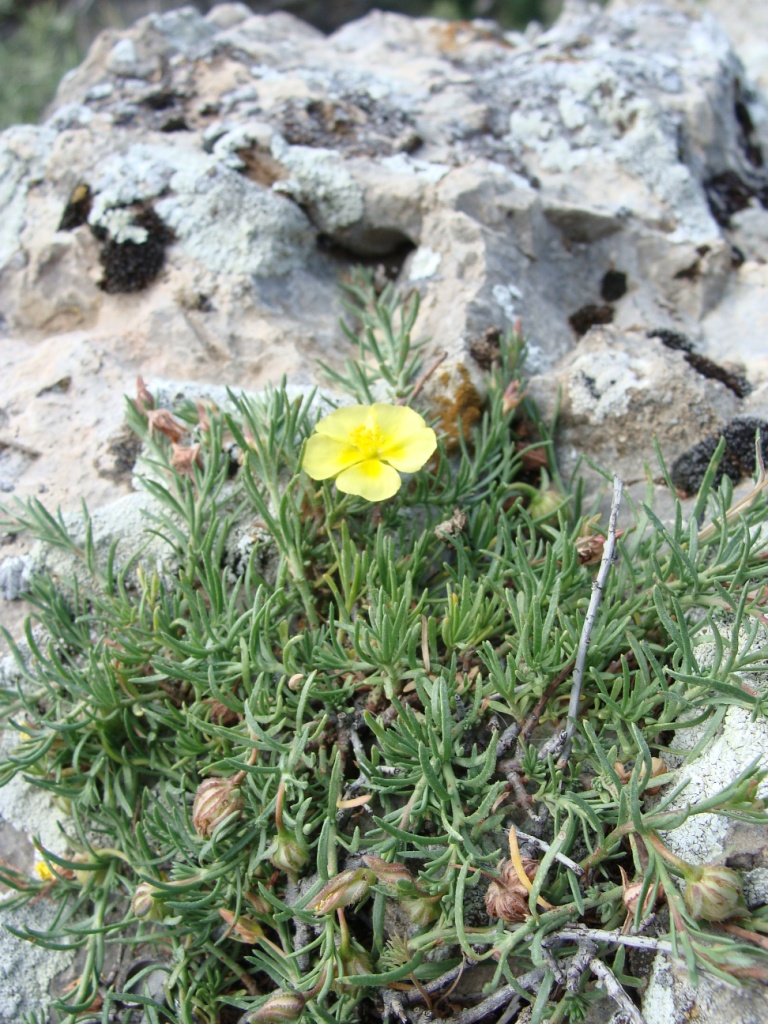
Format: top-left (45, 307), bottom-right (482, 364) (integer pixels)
top-left (2, 274), bottom-right (768, 1024)
top-left (0, 1), bottom-right (80, 131)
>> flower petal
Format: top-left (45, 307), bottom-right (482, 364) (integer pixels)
top-left (335, 459), bottom-right (402, 501)
top-left (303, 435), bottom-right (363, 480)
top-left (380, 427), bottom-right (437, 472)
top-left (370, 404), bottom-right (429, 444)
top-left (313, 405), bottom-right (371, 442)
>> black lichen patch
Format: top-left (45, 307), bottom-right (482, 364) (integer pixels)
top-left (649, 329), bottom-right (751, 398)
top-left (469, 327), bottom-right (502, 370)
top-left (58, 184), bottom-right (92, 231)
top-left (685, 352), bottom-right (751, 398)
top-left (648, 328), bottom-right (692, 353)
top-left (97, 208), bottom-right (173, 294)
top-left (569, 303), bottom-right (613, 337)
top-left (673, 244), bottom-right (710, 281)
top-left (734, 79), bottom-right (764, 169)
top-left (704, 170), bottom-right (768, 227)
top-left (671, 417), bottom-right (768, 496)
top-left (600, 270), bottom-right (627, 302)
top-left (581, 373), bottom-right (600, 401)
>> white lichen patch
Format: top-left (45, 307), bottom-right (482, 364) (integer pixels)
top-left (660, 616), bottom-right (768, 864)
top-left (409, 247), bottom-right (442, 281)
top-left (0, 900), bottom-right (77, 1020)
top-left (566, 350), bottom-right (642, 421)
top-left (643, 952), bottom-right (768, 1023)
top-left (271, 135), bottom-right (364, 233)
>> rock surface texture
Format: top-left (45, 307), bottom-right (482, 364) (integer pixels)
top-left (2, 0), bottom-right (768, 1020)
top-left (1, 0), bottom-right (768, 513)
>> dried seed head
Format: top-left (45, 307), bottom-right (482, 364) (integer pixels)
top-left (196, 400), bottom-right (212, 433)
top-left (171, 443), bottom-right (202, 476)
top-left (485, 859), bottom-right (539, 923)
top-left (308, 868), bottom-right (375, 915)
top-left (192, 777), bottom-right (244, 837)
top-left (135, 375), bottom-right (154, 411)
top-left (146, 408), bottom-right (186, 443)
top-left (684, 863), bottom-right (744, 922)
top-left (246, 992), bottom-right (306, 1023)
top-left (434, 508), bottom-right (467, 541)
top-left (501, 379), bottom-right (524, 416)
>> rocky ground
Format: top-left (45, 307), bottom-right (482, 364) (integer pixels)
top-left (1, 0), bottom-right (768, 1019)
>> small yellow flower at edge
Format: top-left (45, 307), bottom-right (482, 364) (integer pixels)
top-left (302, 403), bottom-right (437, 502)
top-left (35, 861), bottom-right (55, 882)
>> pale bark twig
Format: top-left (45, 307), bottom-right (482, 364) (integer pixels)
top-left (559, 474), bottom-right (623, 766)
top-left (589, 957), bottom-right (648, 1024)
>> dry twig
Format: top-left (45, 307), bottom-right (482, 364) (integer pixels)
top-left (514, 829), bottom-right (584, 877)
top-left (399, 351), bottom-right (448, 406)
top-left (559, 474), bottom-right (623, 766)
top-left (589, 957), bottom-right (648, 1024)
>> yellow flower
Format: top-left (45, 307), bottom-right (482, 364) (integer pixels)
top-left (302, 403), bottom-right (437, 502)
top-left (35, 861), bottom-right (55, 882)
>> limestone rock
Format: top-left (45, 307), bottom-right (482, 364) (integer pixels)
top-left (1, 1), bottom-right (768, 514)
top-left (655, 614), bottom-right (768, 868)
top-left (643, 954), bottom-right (768, 1024)
top-left (525, 325), bottom-right (742, 496)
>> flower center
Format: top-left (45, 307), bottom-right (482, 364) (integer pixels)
top-left (349, 424), bottom-right (384, 458)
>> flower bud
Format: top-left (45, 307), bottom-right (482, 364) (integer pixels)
top-left (613, 757), bottom-right (667, 795)
top-left (244, 891), bottom-right (272, 916)
top-left (502, 379), bottom-right (524, 416)
top-left (619, 867), bottom-right (655, 921)
top-left (192, 777), bottom-right (244, 837)
top-left (400, 896), bottom-right (440, 928)
top-left (308, 868), bottom-right (375, 915)
top-left (269, 828), bottom-right (309, 879)
top-left (362, 855), bottom-right (419, 894)
top-left (132, 880), bottom-right (165, 921)
top-left (340, 944), bottom-right (373, 979)
top-left (71, 853), bottom-right (107, 887)
top-left (219, 908), bottom-right (264, 943)
top-left (247, 992), bottom-right (305, 1023)
top-left (528, 486), bottom-right (564, 522)
top-left (683, 863), bottom-right (744, 922)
